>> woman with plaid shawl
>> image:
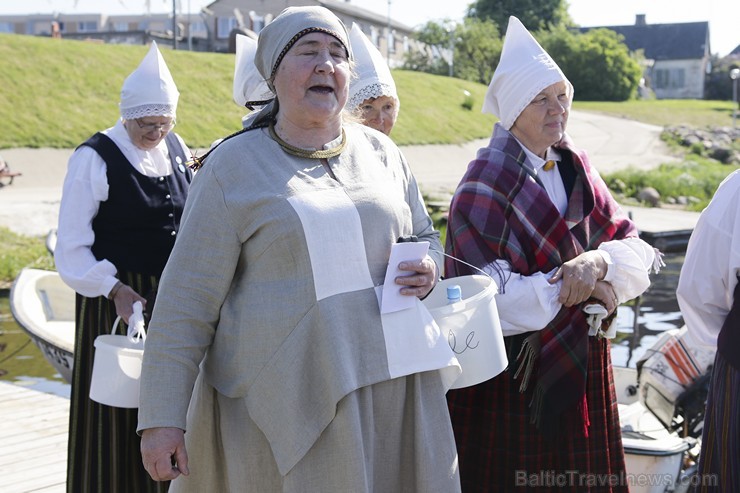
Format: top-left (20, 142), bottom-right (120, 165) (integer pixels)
top-left (445, 17), bottom-right (659, 492)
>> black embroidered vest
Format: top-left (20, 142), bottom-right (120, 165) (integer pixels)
top-left (83, 132), bottom-right (191, 277)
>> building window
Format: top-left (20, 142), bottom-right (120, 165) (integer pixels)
top-left (403, 35), bottom-right (409, 53)
top-left (370, 25), bottom-right (379, 47)
top-left (655, 68), bottom-right (686, 90)
top-left (0, 22), bottom-right (13, 33)
top-left (217, 16), bottom-right (237, 39)
top-left (113, 22), bottom-right (128, 32)
top-left (77, 21), bottom-right (98, 32)
top-left (189, 20), bottom-right (206, 36)
top-left (388, 30), bottom-right (396, 54)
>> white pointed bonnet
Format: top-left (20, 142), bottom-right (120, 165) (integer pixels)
top-left (482, 16), bottom-right (572, 129)
top-left (119, 41), bottom-right (180, 120)
top-left (347, 23), bottom-right (399, 112)
top-left (233, 33), bottom-right (274, 109)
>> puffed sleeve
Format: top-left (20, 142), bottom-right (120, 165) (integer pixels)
top-left (54, 145), bottom-right (119, 297)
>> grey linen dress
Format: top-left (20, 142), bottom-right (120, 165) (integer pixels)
top-left (138, 122), bottom-right (461, 492)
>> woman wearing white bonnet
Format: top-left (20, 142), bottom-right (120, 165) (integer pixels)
top-left (445, 16), bottom-right (657, 491)
top-left (233, 32), bottom-right (274, 124)
top-left (55, 40), bottom-right (191, 493)
top-left (348, 22), bottom-right (400, 135)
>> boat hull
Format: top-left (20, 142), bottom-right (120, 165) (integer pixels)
top-left (10, 268), bottom-right (75, 384)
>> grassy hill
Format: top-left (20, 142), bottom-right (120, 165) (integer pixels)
top-left (0, 34), bottom-right (735, 150)
top-left (0, 34), bottom-right (495, 149)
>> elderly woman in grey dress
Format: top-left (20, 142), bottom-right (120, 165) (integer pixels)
top-left (138, 6), bottom-right (461, 492)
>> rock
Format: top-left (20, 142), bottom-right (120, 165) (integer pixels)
top-left (637, 187), bottom-right (661, 207)
top-left (709, 146), bottom-right (734, 164)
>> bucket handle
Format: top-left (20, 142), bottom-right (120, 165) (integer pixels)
top-left (110, 316), bottom-right (123, 335)
top-left (398, 235), bottom-right (495, 282)
top-left (108, 300), bottom-right (147, 344)
top-left (441, 251), bottom-right (496, 282)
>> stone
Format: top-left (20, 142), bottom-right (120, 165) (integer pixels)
top-left (637, 187), bottom-right (661, 207)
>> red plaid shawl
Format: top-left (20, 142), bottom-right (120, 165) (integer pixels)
top-left (445, 124), bottom-right (637, 434)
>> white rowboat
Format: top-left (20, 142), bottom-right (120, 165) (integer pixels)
top-left (10, 268), bottom-right (75, 383)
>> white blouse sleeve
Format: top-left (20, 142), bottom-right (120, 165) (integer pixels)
top-left (677, 172), bottom-right (740, 348)
top-left (492, 261), bottom-right (562, 336)
top-left (493, 237), bottom-right (654, 337)
top-left (54, 146), bottom-right (119, 298)
top-left (677, 221), bottom-right (733, 348)
top-left (597, 237), bottom-right (655, 304)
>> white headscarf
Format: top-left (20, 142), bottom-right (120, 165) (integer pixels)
top-left (233, 33), bottom-right (274, 109)
top-left (482, 16), bottom-right (572, 129)
top-left (119, 41), bottom-right (179, 120)
top-left (347, 23), bottom-right (399, 113)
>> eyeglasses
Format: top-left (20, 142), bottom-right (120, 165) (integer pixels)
top-left (135, 119), bottom-right (176, 132)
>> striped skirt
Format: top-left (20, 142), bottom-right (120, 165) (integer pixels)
top-left (694, 351), bottom-right (740, 492)
top-left (66, 271), bottom-right (167, 493)
top-left (447, 336), bottom-right (627, 492)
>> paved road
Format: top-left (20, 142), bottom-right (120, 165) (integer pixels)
top-left (0, 110), bottom-right (692, 238)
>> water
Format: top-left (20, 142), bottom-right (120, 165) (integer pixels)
top-left (0, 253), bottom-right (685, 398)
top-left (610, 252), bottom-right (685, 368)
top-left (0, 288), bottom-right (71, 397)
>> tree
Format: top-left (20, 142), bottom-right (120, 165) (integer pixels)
top-left (468, 0), bottom-right (570, 32)
top-left (704, 55), bottom-right (740, 100)
top-left (453, 17), bottom-right (502, 84)
top-left (404, 18), bottom-right (502, 84)
top-left (539, 27), bottom-right (642, 101)
top-left (402, 20), bottom-right (454, 76)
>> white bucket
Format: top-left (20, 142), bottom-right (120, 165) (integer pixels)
top-left (423, 275), bottom-right (508, 389)
top-left (89, 317), bottom-right (145, 408)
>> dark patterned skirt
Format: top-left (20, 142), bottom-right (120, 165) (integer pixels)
top-left (66, 271), bottom-right (168, 493)
top-left (447, 336), bottom-right (627, 492)
top-left (694, 351), bottom-right (740, 492)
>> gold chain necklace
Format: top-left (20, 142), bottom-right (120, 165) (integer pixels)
top-left (269, 122), bottom-right (347, 159)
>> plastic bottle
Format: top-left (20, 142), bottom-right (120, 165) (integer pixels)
top-left (447, 284), bottom-right (462, 304)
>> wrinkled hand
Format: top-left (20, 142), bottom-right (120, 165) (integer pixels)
top-left (112, 284), bottom-right (147, 324)
top-left (141, 427), bottom-right (189, 482)
top-left (590, 280), bottom-right (619, 314)
top-left (548, 251), bottom-right (607, 307)
top-left (395, 255), bottom-right (439, 298)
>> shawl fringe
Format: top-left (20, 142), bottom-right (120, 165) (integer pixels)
top-left (513, 332), bottom-right (540, 393)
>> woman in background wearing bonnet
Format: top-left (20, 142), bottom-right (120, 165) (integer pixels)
top-left (444, 17), bottom-right (658, 491)
top-left (232, 32), bottom-right (274, 126)
top-left (55, 41), bottom-right (191, 492)
top-left (138, 7), bottom-right (461, 492)
top-left (347, 22), bottom-right (400, 135)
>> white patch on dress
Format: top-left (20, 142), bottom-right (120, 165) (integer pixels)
top-left (374, 286), bottom-right (461, 389)
top-left (288, 188), bottom-right (374, 300)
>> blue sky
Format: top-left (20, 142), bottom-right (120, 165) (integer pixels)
top-left (2, 0), bottom-right (738, 56)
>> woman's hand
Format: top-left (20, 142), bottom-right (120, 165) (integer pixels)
top-left (395, 255), bottom-right (439, 298)
top-left (590, 280), bottom-right (619, 315)
top-left (548, 251), bottom-right (607, 307)
top-left (111, 283), bottom-right (147, 324)
top-left (141, 427), bottom-right (189, 482)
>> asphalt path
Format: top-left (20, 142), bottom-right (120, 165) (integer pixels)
top-left (0, 110), bottom-right (694, 238)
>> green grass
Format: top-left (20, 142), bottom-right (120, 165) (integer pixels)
top-left (0, 34), bottom-right (496, 149)
top-left (603, 157), bottom-right (736, 212)
top-left (0, 227), bottom-right (55, 287)
top-left (573, 99), bottom-right (738, 128)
